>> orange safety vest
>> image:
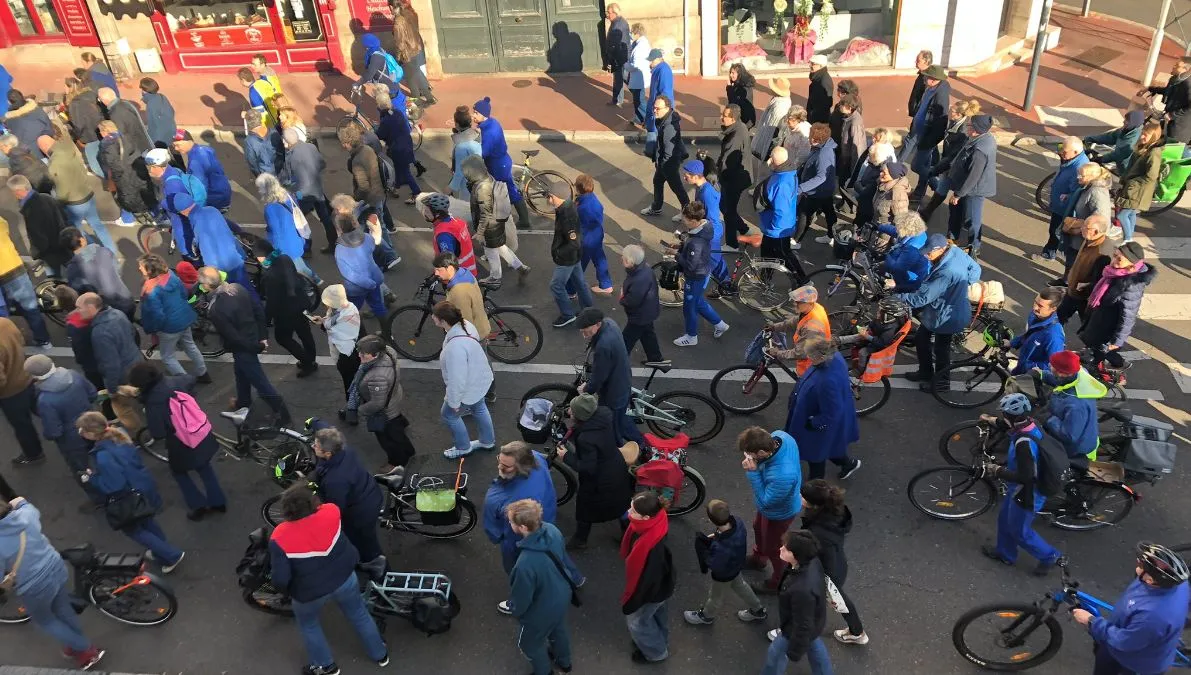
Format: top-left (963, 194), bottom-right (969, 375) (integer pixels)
top-left (794, 303), bottom-right (831, 377)
top-left (860, 320), bottom-right (912, 383)
top-left (433, 217), bottom-right (478, 276)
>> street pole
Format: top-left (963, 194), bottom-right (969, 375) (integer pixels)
top-left (1023, 0), bottom-right (1054, 110)
top-left (1081, 0), bottom-right (1091, 18)
top-left (84, 0), bottom-right (135, 82)
top-left (1142, 0), bottom-right (1174, 87)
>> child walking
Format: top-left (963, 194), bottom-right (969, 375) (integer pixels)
top-left (683, 499), bottom-right (767, 625)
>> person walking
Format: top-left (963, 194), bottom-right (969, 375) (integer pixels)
top-left (906, 50), bottom-right (933, 127)
top-left (125, 362), bottom-right (226, 521)
top-left (432, 301), bottom-right (496, 459)
top-left (756, 147), bottom-right (806, 282)
top-left (605, 3), bottom-right (632, 106)
top-left (257, 173), bottom-right (319, 282)
top-left (392, 0), bottom-right (435, 103)
top-left (643, 48), bottom-right (675, 157)
top-left (137, 254), bottom-right (209, 382)
top-left (1056, 215), bottom-right (1111, 327)
top-left (798, 123), bottom-right (839, 246)
top-left (1053, 162), bottom-right (1113, 282)
top-left (8, 175), bottom-right (71, 277)
top-left (24, 355), bottom-right (98, 503)
top-left (726, 63), bottom-right (757, 127)
top-left (473, 97), bottom-right (532, 230)
top-left (918, 99), bottom-right (980, 222)
top-left (785, 336), bottom-right (861, 482)
top-left (97, 87), bottom-right (151, 155)
top-left (254, 241), bottom-right (318, 377)
top-left (1041, 137), bottom-right (1088, 260)
top-left (904, 65), bottom-right (951, 201)
top-left (462, 158), bottom-right (526, 284)
top-left (761, 530), bottom-right (835, 675)
top-left (872, 161), bottom-right (910, 227)
top-left (448, 107), bottom-right (483, 201)
top-left (1078, 242), bottom-right (1156, 373)
top-left (556, 394), bottom-right (634, 548)
top-left (97, 122), bottom-right (156, 227)
top-left (899, 234), bottom-right (982, 390)
top-left (238, 67), bottom-right (283, 128)
top-left (243, 112), bottom-right (283, 179)
top-left (669, 201), bottom-right (729, 346)
top-left (719, 105), bottom-right (753, 247)
top-left (683, 499), bottom-right (767, 626)
top-left (330, 209), bottom-right (389, 322)
top-left (76, 292), bottom-right (144, 430)
top-left (307, 420), bottom-right (386, 563)
top-left (505, 498), bottom-right (575, 675)
top-left (801, 479), bottom-right (868, 646)
top-left (945, 114), bottom-right (997, 258)
top-left (268, 485), bottom-right (389, 675)
top-left (1114, 122), bottom-right (1164, 243)
top-left (640, 95), bottom-right (690, 217)
top-left (352, 335), bottom-right (416, 474)
top-left (779, 106), bottom-right (813, 168)
top-left (428, 187), bottom-right (478, 276)
top-left (338, 125), bottom-right (399, 267)
top-left (736, 425), bottom-right (801, 595)
top-left (62, 227), bottom-right (133, 316)
top-left (41, 136), bottom-right (116, 254)
top-left (573, 174), bottom-right (612, 294)
top-left (806, 55), bottom-right (833, 124)
top-left (139, 78), bottom-right (176, 149)
top-left (170, 130), bottom-right (233, 212)
top-left (622, 491), bottom-right (675, 664)
top-left (576, 308), bottom-right (644, 446)
top-left (282, 128), bottom-right (335, 253)
top-left (0, 496), bottom-right (106, 669)
top-left (619, 245), bottom-right (666, 366)
top-left (374, 93), bottom-right (421, 203)
top-left (0, 317), bottom-right (44, 467)
top-left (753, 78), bottom-right (792, 164)
top-left (547, 183), bottom-right (593, 327)
top-left (81, 52), bottom-right (118, 92)
top-left (627, 24), bottom-right (652, 126)
top-left (832, 95), bottom-right (865, 186)
top-left (65, 77), bottom-right (104, 175)
top-left (313, 284), bottom-right (362, 401)
top-left (77, 412), bottom-right (185, 572)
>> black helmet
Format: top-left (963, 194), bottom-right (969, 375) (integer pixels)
top-left (877, 297), bottom-right (911, 324)
top-left (1136, 542), bottom-right (1190, 588)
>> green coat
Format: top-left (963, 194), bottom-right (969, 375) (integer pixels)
top-left (1117, 143), bottom-right (1163, 211)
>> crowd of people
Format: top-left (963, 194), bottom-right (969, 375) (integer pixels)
top-left (0, 32), bottom-right (1186, 675)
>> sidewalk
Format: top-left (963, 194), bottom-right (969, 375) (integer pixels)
top-left (8, 7), bottom-right (1185, 139)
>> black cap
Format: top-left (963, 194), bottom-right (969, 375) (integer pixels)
top-left (576, 307), bottom-right (604, 328)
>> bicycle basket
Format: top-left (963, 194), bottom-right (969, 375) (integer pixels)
top-left (656, 259), bottom-right (682, 291)
top-left (413, 472), bottom-right (464, 524)
top-left (832, 225), bottom-right (858, 260)
top-left (1123, 439), bottom-right (1177, 476)
top-left (1121, 415), bottom-right (1174, 443)
top-left (518, 398), bottom-right (554, 444)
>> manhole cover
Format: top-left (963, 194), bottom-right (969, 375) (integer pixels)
top-left (512, 80), bottom-right (533, 88)
top-left (1061, 46), bottom-right (1124, 73)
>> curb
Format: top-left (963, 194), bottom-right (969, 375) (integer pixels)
top-left (0, 668), bottom-right (161, 675)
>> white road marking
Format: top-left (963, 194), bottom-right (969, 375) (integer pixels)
top-left (1169, 363), bottom-right (1191, 395)
top-left (1139, 294), bottom-right (1191, 321)
top-left (1035, 106), bottom-right (1124, 129)
top-left (1131, 235), bottom-right (1191, 260)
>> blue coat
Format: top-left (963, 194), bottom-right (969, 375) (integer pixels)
top-left (264, 200), bottom-right (306, 260)
top-left (1009, 312), bottom-right (1064, 375)
top-left (141, 92), bottom-right (176, 148)
top-left (695, 515), bottom-right (749, 582)
top-left (184, 145), bottom-right (232, 210)
top-left (1089, 577), bottom-right (1190, 674)
top-left (34, 369), bottom-right (96, 452)
top-left (882, 231), bottom-right (930, 292)
top-left (313, 442), bottom-right (384, 541)
top-left (645, 61), bottom-right (674, 133)
top-left (90, 307), bottom-right (142, 392)
top-left (334, 230), bottom-right (383, 293)
top-left (483, 453), bottom-right (558, 569)
top-left (244, 129), bottom-right (283, 178)
top-left (508, 522), bottom-right (574, 632)
top-left (139, 271), bottom-right (197, 335)
top-left (676, 221), bottom-right (713, 278)
top-left (798, 138), bottom-right (838, 198)
top-left (1043, 373), bottom-right (1102, 459)
top-left (584, 318), bottom-right (632, 409)
top-left (478, 116), bottom-right (514, 184)
top-left (449, 129), bottom-right (482, 199)
top-left (87, 438), bottom-right (162, 509)
top-left (899, 246), bottom-right (981, 334)
top-left (575, 192), bottom-right (605, 249)
top-left (376, 109), bottom-right (415, 166)
top-left (784, 353), bottom-right (859, 463)
top-left (759, 169), bottom-right (798, 238)
top-left (620, 262), bottom-right (660, 325)
top-left (190, 206), bottom-right (244, 274)
top-left (746, 430), bottom-right (802, 520)
top-left (696, 182), bottom-right (724, 251)
top-left (1049, 153), bottom-right (1088, 214)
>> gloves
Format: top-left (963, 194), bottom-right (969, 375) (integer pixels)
top-left (981, 462), bottom-right (1002, 479)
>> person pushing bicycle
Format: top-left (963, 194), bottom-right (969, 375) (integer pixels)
top-left (764, 284), bottom-right (830, 377)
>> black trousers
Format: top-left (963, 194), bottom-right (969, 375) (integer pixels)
top-left (0, 383), bottom-right (43, 460)
top-left (797, 195), bottom-right (838, 239)
top-left (1044, 212), bottom-right (1065, 253)
top-left (806, 457), bottom-right (855, 481)
top-left (274, 315), bottom-right (317, 367)
top-left (760, 234), bottom-right (807, 282)
top-left (374, 414), bottom-right (416, 468)
top-left (336, 350), bottom-right (361, 398)
top-left (1091, 642), bottom-right (1139, 675)
top-left (828, 573), bottom-right (865, 636)
top-left (298, 194), bottom-right (335, 249)
top-left (651, 159), bottom-right (689, 211)
top-left (915, 326), bottom-right (953, 379)
top-left (721, 174), bottom-right (752, 243)
top-left (622, 321), bottom-right (664, 362)
top-left (1057, 295), bottom-right (1087, 328)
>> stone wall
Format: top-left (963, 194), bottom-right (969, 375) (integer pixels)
top-left (893, 0), bottom-right (1015, 69)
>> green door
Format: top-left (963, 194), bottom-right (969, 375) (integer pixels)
top-left (435, 0), bottom-right (497, 73)
top-left (545, 0), bottom-right (602, 72)
top-left (493, 0), bottom-right (549, 71)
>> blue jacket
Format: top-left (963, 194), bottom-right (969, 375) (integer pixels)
top-left (478, 116), bottom-right (514, 185)
top-left (34, 368), bottom-right (96, 452)
top-left (376, 109), bottom-right (416, 166)
top-left (882, 231), bottom-right (929, 292)
top-left (483, 453), bottom-right (558, 565)
top-left (620, 262), bottom-right (660, 325)
top-left (575, 192), bottom-right (605, 249)
top-left (759, 169), bottom-right (798, 238)
top-left (245, 129), bottom-right (283, 178)
top-left (139, 271), bottom-right (197, 335)
top-left (264, 200), bottom-right (306, 261)
top-left (284, 141), bottom-right (326, 200)
top-left (1043, 370), bottom-right (1105, 459)
top-left (90, 307), bottom-right (142, 392)
top-left (269, 503), bottom-right (360, 603)
top-left (645, 61), bottom-right (674, 133)
top-left (0, 500), bottom-right (69, 597)
top-left (184, 145), bottom-right (232, 210)
top-left (311, 423), bottom-right (384, 539)
top-left (1049, 152), bottom-right (1088, 214)
top-left (88, 64), bottom-right (118, 93)
top-left (695, 515), bottom-right (749, 582)
top-left (798, 138), bottom-right (838, 198)
top-left (585, 318), bottom-right (632, 409)
top-left (676, 221), bottom-right (713, 278)
top-left (87, 438), bottom-right (162, 508)
top-left (1004, 423), bottom-right (1047, 511)
top-left (949, 132), bottom-right (997, 198)
top-left (1009, 312), bottom-right (1064, 375)
top-left (507, 522), bottom-right (574, 632)
top-left (449, 129), bottom-right (482, 199)
top-left (141, 92), bottom-right (176, 148)
top-left (335, 230), bottom-right (383, 293)
top-left (696, 182), bottom-right (725, 257)
top-left (1084, 125), bottom-right (1142, 173)
top-left (899, 245), bottom-right (981, 334)
top-left (784, 353), bottom-right (859, 463)
top-left (746, 430), bottom-right (802, 520)
top-left (190, 206), bottom-right (244, 274)
top-left (1089, 577), bottom-right (1190, 674)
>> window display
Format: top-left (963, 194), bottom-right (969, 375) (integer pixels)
top-left (720, 0), bottom-right (895, 73)
top-left (276, 0), bottom-right (322, 42)
top-left (166, 1), bottom-right (275, 46)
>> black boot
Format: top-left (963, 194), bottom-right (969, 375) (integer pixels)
top-left (918, 192), bottom-right (946, 222)
top-left (514, 200), bottom-right (532, 230)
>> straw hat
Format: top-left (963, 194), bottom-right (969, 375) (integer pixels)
top-left (769, 77), bottom-right (791, 97)
top-left (619, 441), bottom-right (641, 466)
top-left (321, 284), bottom-right (349, 309)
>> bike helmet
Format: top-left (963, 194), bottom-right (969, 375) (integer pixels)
top-left (981, 322), bottom-right (1013, 349)
top-left (997, 393), bottom-right (1032, 417)
top-left (877, 297), bottom-right (911, 324)
top-left (1137, 542), bottom-right (1190, 588)
top-left (424, 193), bottom-right (451, 216)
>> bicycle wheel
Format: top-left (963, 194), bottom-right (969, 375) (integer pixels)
top-left (1034, 172), bottom-right (1055, 212)
top-left (907, 466), bottom-right (997, 521)
top-left (89, 573), bottom-right (178, 626)
top-left (651, 261), bottom-right (685, 308)
top-left (385, 304), bottom-right (441, 362)
top-left (134, 427), bottom-right (169, 464)
top-left (392, 496), bottom-right (478, 539)
top-left (1050, 479), bottom-right (1134, 531)
top-left (411, 123), bottom-right (424, 151)
top-left (486, 308), bottom-right (543, 364)
top-left (551, 458), bottom-right (578, 506)
top-left (828, 306), bottom-right (870, 338)
top-left (952, 313), bottom-right (996, 364)
top-left (737, 259), bottom-right (797, 312)
top-left (191, 314), bottom-right (226, 358)
top-left (933, 361), bottom-right (1009, 409)
top-left (520, 384), bottom-right (580, 409)
top-left (1144, 181), bottom-right (1186, 217)
top-left (261, 494), bottom-right (284, 527)
top-left (939, 420), bottom-right (1008, 466)
top-left (0, 588), bottom-right (29, 624)
top-left (709, 364), bottom-right (779, 414)
top-left (952, 603), bottom-right (1064, 671)
top-left (336, 114), bottom-right (370, 139)
top-left (137, 224), bottom-right (167, 255)
top-left (851, 375), bottom-right (890, 417)
top-left (669, 466), bottom-right (707, 516)
top-left (1104, 383), bottom-right (1127, 401)
top-left (525, 170), bottom-right (571, 216)
top-left (35, 278), bottom-right (70, 327)
top-left (645, 390), bottom-right (725, 445)
top-left (806, 266), bottom-right (861, 313)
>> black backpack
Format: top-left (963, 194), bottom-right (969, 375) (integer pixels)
top-left (411, 595), bottom-right (457, 636)
top-left (1022, 437), bottom-right (1072, 497)
top-left (751, 176), bottom-right (772, 212)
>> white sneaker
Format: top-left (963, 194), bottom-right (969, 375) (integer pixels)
top-left (161, 551), bottom-right (185, 574)
top-left (640, 207), bottom-right (662, 216)
top-left (815, 235), bottom-right (832, 245)
top-left (790, 240), bottom-right (802, 250)
top-left (673, 334), bottom-right (698, 346)
top-left (1106, 225), bottom-right (1123, 240)
top-left (834, 629), bottom-right (870, 645)
top-left (443, 445), bottom-right (474, 460)
top-left (497, 600), bottom-right (512, 615)
top-left (767, 628), bottom-right (780, 642)
top-left (713, 322), bottom-right (730, 338)
top-left (670, 213), bottom-right (684, 223)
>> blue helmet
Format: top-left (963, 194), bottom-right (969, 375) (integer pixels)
top-left (424, 193), bottom-right (451, 215)
top-left (998, 393), bottom-right (1032, 417)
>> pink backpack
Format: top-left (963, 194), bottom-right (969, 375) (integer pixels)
top-left (169, 391), bottom-right (211, 449)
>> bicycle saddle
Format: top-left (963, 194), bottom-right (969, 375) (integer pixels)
top-left (521, 149), bottom-right (540, 157)
top-left (220, 408), bottom-right (249, 427)
top-left (738, 234), bottom-right (762, 248)
top-left (478, 278), bottom-right (502, 291)
top-left (647, 362), bottom-right (673, 374)
top-left (373, 472), bottom-right (406, 489)
top-left (60, 544), bottom-right (97, 568)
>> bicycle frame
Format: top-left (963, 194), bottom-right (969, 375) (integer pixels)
top-left (364, 572), bottom-right (453, 616)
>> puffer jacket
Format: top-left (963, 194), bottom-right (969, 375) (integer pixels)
top-left (1049, 152), bottom-right (1088, 215)
top-left (620, 262), bottom-right (660, 325)
top-left (882, 232), bottom-right (929, 292)
top-left (1079, 264), bottom-right (1157, 349)
top-left (899, 245), bottom-right (981, 334)
top-left (695, 514), bottom-right (749, 582)
top-left (746, 430), bottom-right (801, 520)
top-left (4, 99), bottom-right (53, 158)
top-left (8, 146), bottom-right (54, 194)
top-left (464, 155), bottom-right (506, 248)
top-left (139, 271), bottom-right (196, 335)
top-left (45, 140), bottom-right (92, 205)
top-left (1042, 370), bottom-right (1104, 459)
top-left (1117, 142), bottom-right (1164, 211)
top-left (872, 176), bottom-right (910, 224)
top-left (33, 367), bottom-right (96, 452)
top-left (676, 220), bottom-right (713, 278)
top-left (801, 505), bottom-right (853, 585)
top-left (87, 438), bottom-right (162, 508)
top-left (358, 346), bottom-right (405, 422)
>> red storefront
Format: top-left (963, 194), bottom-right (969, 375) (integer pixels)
top-left (0, 0), bottom-right (98, 47)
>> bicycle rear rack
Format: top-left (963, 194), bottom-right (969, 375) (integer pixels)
top-left (366, 572), bottom-right (453, 615)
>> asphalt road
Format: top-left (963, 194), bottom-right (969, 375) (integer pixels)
top-left (1069, 0), bottom-right (1191, 46)
top-left (0, 132), bottom-right (1187, 675)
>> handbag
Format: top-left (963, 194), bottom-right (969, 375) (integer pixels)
top-left (365, 356), bottom-right (397, 433)
top-left (104, 490), bottom-right (157, 530)
top-left (0, 532), bottom-right (26, 592)
top-left (544, 549), bottom-right (583, 607)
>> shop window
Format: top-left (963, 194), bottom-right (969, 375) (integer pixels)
top-left (7, 0), bottom-right (64, 36)
top-left (276, 0), bottom-right (322, 42)
top-left (721, 0), bottom-right (895, 73)
top-left (164, 0), bottom-right (276, 47)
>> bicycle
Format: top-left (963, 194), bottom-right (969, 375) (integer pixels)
top-left (1035, 140), bottom-right (1189, 217)
top-left (804, 223), bottom-right (891, 315)
top-left (20, 258), bottom-right (72, 328)
top-left (520, 359), bottom-right (725, 445)
top-left (709, 327), bottom-right (891, 416)
top-left (135, 403), bottom-right (312, 468)
top-left (384, 273), bottom-right (543, 364)
top-left (337, 88), bottom-right (424, 151)
top-left (829, 292), bottom-right (1003, 366)
top-left (509, 149), bottom-right (572, 216)
top-left (653, 233), bottom-right (804, 313)
top-left (0, 542), bottom-right (177, 626)
top-left (951, 553), bottom-right (1191, 671)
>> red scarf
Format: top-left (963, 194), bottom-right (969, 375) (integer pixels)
top-left (620, 509), bottom-right (669, 605)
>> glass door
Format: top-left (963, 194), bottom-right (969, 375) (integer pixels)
top-left (3, 0), bottom-right (64, 38)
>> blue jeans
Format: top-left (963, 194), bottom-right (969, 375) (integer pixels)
top-left (625, 600), bottom-right (669, 661)
top-left (172, 463), bottom-right (227, 511)
top-left (63, 198), bottom-right (117, 253)
top-left (83, 141), bottom-right (102, 176)
top-left (550, 263), bottom-right (593, 318)
top-left (2, 273), bottom-right (50, 343)
top-left (441, 398), bottom-right (495, 452)
top-left (611, 63), bottom-right (627, 104)
top-left (1117, 208), bottom-right (1138, 241)
top-left (123, 517), bottom-right (183, 565)
top-left (157, 327), bottom-right (207, 376)
top-left (23, 569), bottom-right (91, 653)
top-left (682, 275), bottom-right (722, 336)
top-left (290, 255), bottom-right (322, 285)
top-left (630, 88), bottom-right (646, 124)
top-left (947, 195), bottom-right (986, 253)
top-left (371, 201), bottom-right (399, 268)
top-left (520, 618), bottom-right (572, 675)
top-left (231, 351), bottom-right (280, 409)
top-left (346, 284), bottom-right (386, 320)
top-left (995, 497), bottom-right (1062, 565)
top-left (762, 634), bottom-right (834, 675)
top-left (291, 573), bottom-right (387, 668)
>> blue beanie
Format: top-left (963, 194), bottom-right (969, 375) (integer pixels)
top-left (970, 114), bottom-right (993, 134)
top-left (681, 159), bottom-right (704, 175)
top-left (361, 34), bottom-right (380, 51)
top-left (474, 97), bottom-right (492, 117)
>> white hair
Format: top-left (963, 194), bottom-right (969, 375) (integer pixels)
top-left (282, 127), bottom-right (301, 147)
top-left (0, 134), bottom-right (17, 151)
top-left (254, 173), bottom-right (291, 205)
top-left (1062, 136), bottom-right (1085, 153)
top-left (622, 244), bottom-right (645, 265)
top-left (330, 193), bottom-right (357, 214)
top-left (868, 141), bottom-right (896, 165)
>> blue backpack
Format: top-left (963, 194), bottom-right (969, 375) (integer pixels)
top-left (165, 173), bottom-right (208, 209)
top-left (744, 329), bottom-right (789, 365)
top-left (377, 50), bottom-right (404, 86)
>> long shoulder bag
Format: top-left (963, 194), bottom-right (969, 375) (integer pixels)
top-left (543, 549), bottom-right (583, 607)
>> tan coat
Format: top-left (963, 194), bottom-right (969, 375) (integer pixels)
top-left (446, 279), bottom-right (491, 338)
top-left (46, 138), bottom-right (94, 205)
top-left (872, 176), bottom-right (910, 225)
top-left (0, 318), bottom-right (32, 399)
top-left (1117, 143), bottom-right (1163, 211)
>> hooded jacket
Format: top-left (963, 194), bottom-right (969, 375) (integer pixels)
top-left (620, 261), bottom-right (660, 325)
top-left (1043, 370), bottom-right (1104, 459)
top-left (1088, 577), bottom-right (1191, 673)
top-left (87, 437), bottom-right (162, 506)
top-left (0, 317), bottom-right (31, 399)
top-left (207, 282), bottom-right (267, 354)
top-left (3, 99), bottom-right (53, 158)
top-left (483, 452), bottom-right (558, 566)
top-left (102, 99), bottom-right (151, 155)
top-left (1084, 122), bottom-right (1143, 173)
top-left (450, 127), bottom-right (483, 199)
top-left (1049, 152), bottom-right (1089, 215)
top-left (183, 145), bottom-right (233, 210)
top-left (66, 243), bottom-right (133, 314)
top-left (807, 68), bottom-right (833, 124)
top-left (798, 138), bottom-right (838, 199)
top-left (335, 229), bottom-right (383, 293)
top-left (34, 367), bottom-right (96, 451)
top-left (140, 373), bottom-right (217, 472)
top-left (464, 155), bottom-right (506, 249)
top-left (358, 346), bottom-right (405, 422)
top-left (695, 514), bottom-right (749, 582)
top-left (66, 84), bottom-right (103, 144)
top-left (441, 320), bottom-right (494, 408)
top-left (777, 556), bottom-right (828, 662)
top-left (141, 91), bottom-right (177, 148)
top-left (444, 267), bottom-right (491, 338)
top-left (759, 168), bottom-right (798, 238)
top-left (285, 140), bottom-right (327, 200)
top-left (269, 503), bottom-right (360, 603)
top-left (45, 139), bottom-right (92, 205)
top-left (0, 500), bottom-right (69, 596)
top-left (949, 131), bottom-right (997, 198)
top-left (676, 220), bottom-right (713, 278)
top-left (90, 306), bottom-right (143, 392)
top-left (190, 206), bottom-right (244, 274)
top-left (784, 353), bottom-right (859, 464)
top-left (899, 245), bottom-right (982, 334)
top-left (882, 232), bottom-right (929, 293)
top-left (20, 191), bottom-right (71, 269)
top-left (802, 506), bottom-right (853, 585)
top-left (508, 522), bottom-right (574, 632)
top-left (1079, 264), bottom-right (1157, 349)
top-left (1009, 312), bottom-right (1065, 375)
top-left (563, 406), bottom-right (634, 524)
top-left (746, 430), bottom-right (802, 521)
top-left (585, 318), bottom-right (632, 410)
